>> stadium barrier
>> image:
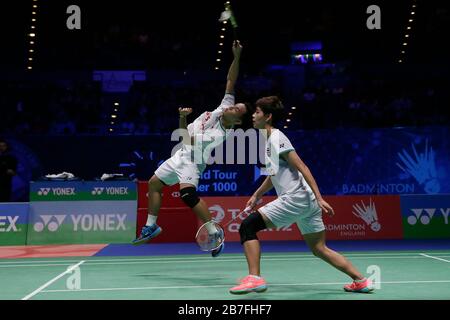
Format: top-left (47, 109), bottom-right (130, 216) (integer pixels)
top-left (1, 184), bottom-right (448, 246)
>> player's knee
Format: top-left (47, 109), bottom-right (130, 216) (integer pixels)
top-left (180, 187), bottom-right (200, 208)
top-left (239, 218), bottom-right (258, 244)
top-left (310, 244), bottom-right (327, 257)
top-left (239, 212), bottom-right (266, 244)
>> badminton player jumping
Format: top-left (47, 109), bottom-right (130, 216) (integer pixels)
top-left (229, 96), bottom-right (375, 294)
top-left (132, 40), bottom-right (253, 258)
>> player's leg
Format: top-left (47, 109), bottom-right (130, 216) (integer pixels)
top-left (302, 230), bottom-right (373, 293)
top-left (242, 211), bottom-right (275, 276)
top-left (179, 183), bottom-right (211, 223)
top-left (303, 230), bottom-right (364, 279)
top-left (299, 203), bottom-right (374, 293)
top-left (147, 174), bottom-right (165, 223)
top-left (179, 182), bottom-right (225, 257)
top-left (229, 210), bottom-right (272, 294)
top-left (132, 159), bottom-right (177, 245)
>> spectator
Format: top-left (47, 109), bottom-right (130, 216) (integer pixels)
top-left (0, 138), bottom-right (18, 202)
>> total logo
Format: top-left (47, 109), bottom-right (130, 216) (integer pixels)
top-left (208, 204), bottom-right (289, 233)
top-left (209, 205), bottom-right (226, 223)
top-left (37, 188), bottom-right (76, 196)
top-left (352, 198), bottom-right (381, 232)
top-left (33, 214), bottom-right (127, 232)
top-left (208, 204), bottom-right (252, 233)
top-left (0, 216), bottom-right (20, 232)
top-left (407, 208), bottom-right (450, 225)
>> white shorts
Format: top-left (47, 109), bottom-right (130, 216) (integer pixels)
top-left (154, 149), bottom-right (206, 188)
top-left (258, 192), bottom-right (325, 235)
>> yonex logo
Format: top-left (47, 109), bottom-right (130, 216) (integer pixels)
top-left (72, 214), bottom-right (126, 231)
top-left (37, 188), bottom-right (76, 196)
top-left (209, 205), bottom-right (225, 223)
top-left (171, 192), bottom-right (180, 198)
top-left (0, 216), bottom-right (19, 232)
top-left (92, 187), bottom-right (128, 195)
top-left (37, 188), bottom-right (51, 196)
top-left (34, 215), bottom-right (67, 232)
top-left (33, 214), bottom-right (127, 232)
top-left (352, 198), bottom-right (381, 232)
top-left (91, 187), bottom-right (105, 195)
top-left (407, 208), bottom-right (450, 225)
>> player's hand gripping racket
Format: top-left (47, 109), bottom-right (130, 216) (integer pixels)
top-left (195, 199), bottom-right (262, 251)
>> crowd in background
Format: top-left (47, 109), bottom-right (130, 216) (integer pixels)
top-left (1, 62), bottom-right (448, 136)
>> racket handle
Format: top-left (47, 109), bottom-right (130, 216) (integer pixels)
top-left (225, 3), bottom-right (238, 29)
top-left (232, 28), bottom-right (238, 40)
top-left (230, 15), bottom-right (238, 29)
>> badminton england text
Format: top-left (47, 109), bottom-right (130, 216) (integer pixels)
top-left (178, 304), bottom-right (271, 317)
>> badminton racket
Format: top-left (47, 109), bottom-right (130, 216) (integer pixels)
top-left (195, 199), bottom-right (262, 251)
top-left (219, 2), bottom-right (238, 40)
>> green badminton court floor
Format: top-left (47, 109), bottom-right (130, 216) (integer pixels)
top-left (1, 251), bottom-right (449, 300)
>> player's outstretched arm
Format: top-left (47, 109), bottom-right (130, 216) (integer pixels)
top-left (283, 151), bottom-right (335, 217)
top-left (246, 176), bottom-right (273, 209)
top-left (225, 40), bottom-right (242, 94)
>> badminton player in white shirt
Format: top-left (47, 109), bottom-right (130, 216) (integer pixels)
top-left (133, 41), bottom-right (253, 258)
top-left (229, 96), bottom-right (374, 294)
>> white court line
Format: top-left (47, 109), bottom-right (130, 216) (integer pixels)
top-left (3, 251), bottom-right (450, 264)
top-left (78, 256), bottom-right (450, 266)
top-left (21, 261), bottom-right (85, 300)
top-left (3, 255), bottom-right (450, 268)
top-left (2, 251), bottom-right (450, 265)
top-left (420, 253), bottom-right (450, 263)
top-left (41, 280), bottom-right (450, 293)
top-left (0, 263), bottom-right (75, 268)
top-left (0, 255), bottom-right (450, 268)
top-left (0, 256), bottom-right (450, 269)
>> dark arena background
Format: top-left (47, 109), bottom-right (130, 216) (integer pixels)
top-left (0, 0), bottom-right (449, 308)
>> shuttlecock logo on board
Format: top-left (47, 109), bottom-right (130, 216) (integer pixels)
top-left (352, 198), bottom-right (381, 232)
top-left (34, 215), bottom-right (67, 232)
top-left (91, 187), bottom-right (105, 195)
top-left (37, 188), bottom-right (51, 196)
top-left (396, 139), bottom-right (440, 194)
top-left (209, 205), bottom-right (225, 223)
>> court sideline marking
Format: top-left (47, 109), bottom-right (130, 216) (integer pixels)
top-left (2, 251), bottom-right (450, 265)
top-left (420, 253), bottom-right (450, 263)
top-left (40, 280), bottom-right (450, 293)
top-left (2, 254), bottom-right (450, 268)
top-left (21, 260), bottom-right (85, 300)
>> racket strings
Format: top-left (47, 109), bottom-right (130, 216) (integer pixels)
top-left (196, 222), bottom-right (225, 251)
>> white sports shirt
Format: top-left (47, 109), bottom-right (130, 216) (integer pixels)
top-left (180, 93), bottom-right (235, 165)
top-left (265, 129), bottom-right (315, 198)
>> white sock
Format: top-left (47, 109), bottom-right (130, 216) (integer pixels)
top-left (249, 275), bottom-right (261, 279)
top-left (354, 278), bottom-right (367, 283)
top-left (205, 222), bottom-right (218, 235)
top-left (146, 214), bottom-right (157, 226)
